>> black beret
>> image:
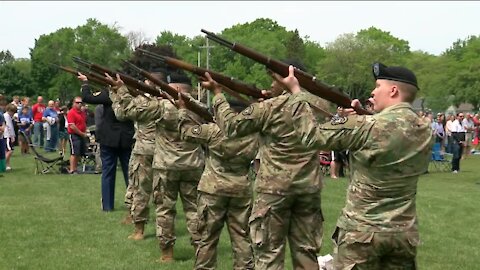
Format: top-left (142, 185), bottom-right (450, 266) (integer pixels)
top-left (167, 72), bottom-right (192, 86)
top-left (372, 62), bottom-right (418, 89)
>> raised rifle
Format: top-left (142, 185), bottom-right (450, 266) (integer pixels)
top-left (201, 29), bottom-right (371, 115)
top-left (72, 57), bottom-right (171, 99)
top-left (137, 49), bottom-right (258, 105)
top-left (121, 60), bottom-right (214, 123)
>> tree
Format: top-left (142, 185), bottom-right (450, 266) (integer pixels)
top-left (29, 18), bottom-right (131, 102)
top-left (0, 50), bottom-right (15, 65)
top-left (317, 27), bottom-right (412, 101)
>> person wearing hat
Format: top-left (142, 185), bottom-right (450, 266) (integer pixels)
top-left (107, 69), bottom-right (205, 263)
top-left (201, 59), bottom-right (329, 270)
top-left (176, 94), bottom-right (258, 270)
top-left (280, 63), bottom-right (432, 269)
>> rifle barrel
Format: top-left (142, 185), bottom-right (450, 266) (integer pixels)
top-left (201, 30), bottom-right (371, 115)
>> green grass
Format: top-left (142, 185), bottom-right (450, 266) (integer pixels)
top-left (1, 149), bottom-right (480, 269)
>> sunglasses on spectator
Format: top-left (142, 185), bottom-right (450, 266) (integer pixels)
top-left (75, 101), bottom-right (83, 104)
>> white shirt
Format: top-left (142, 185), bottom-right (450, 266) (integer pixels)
top-left (445, 120), bottom-right (454, 136)
top-left (451, 119), bottom-right (466, 133)
top-left (3, 112), bottom-right (15, 139)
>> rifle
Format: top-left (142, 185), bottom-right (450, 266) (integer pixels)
top-left (137, 49), bottom-right (263, 102)
top-left (72, 57), bottom-right (172, 100)
top-left (55, 64), bottom-right (144, 97)
top-left (201, 29), bottom-right (372, 115)
top-left (121, 60), bottom-right (214, 123)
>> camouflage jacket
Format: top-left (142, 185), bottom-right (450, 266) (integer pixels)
top-left (212, 92), bottom-right (323, 195)
top-left (112, 85), bottom-right (204, 171)
top-left (178, 109), bottom-right (258, 197)
top-left (288, 92), bottom-right (433, 232)
top-left (110, 89), bottom-right (155, 156)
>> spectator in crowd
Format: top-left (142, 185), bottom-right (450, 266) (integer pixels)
top-left (58, 106), bottom-right (69, 156)
top-left (31, 96), bottom-right (46, 147)
top-left (54, 99), bottom-right (61, 113)
top-left (93, 105), bottom-right (103, 173)
top-left (3, 104), bottom-right (17, 171)
top-left (42, 100), bottom-right (59, 152)
top-left (17, 97), bottom-right (31, 116)
top-left (462, 113), bottom-right (475, 157)
top-left (445, 114), bottom-right (455, 153)
top-left (0, 98), bottom-right (6, 173)
top-left (433, 114), bottom-right (445, 144)
top-left (11, 96), bottom-right (20, 109)
top-left (451, 113), bottom-right (466, 173)
top-left (473, 113), bottom-right (480, 150)
top-left (67, 97), bottom-right (87, 174)
top-left (18, 106), bottom-right (33, 155)
top-left (330, 107), bottom-right (348, 179)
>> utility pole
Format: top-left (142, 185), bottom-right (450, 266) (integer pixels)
top-left (199, 37), bottom-right (215, 108)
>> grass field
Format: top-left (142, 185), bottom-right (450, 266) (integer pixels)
top-left (1, 149), bottom-right (479, 269)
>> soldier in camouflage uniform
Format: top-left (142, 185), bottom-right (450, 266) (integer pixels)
top-left (177, 97), bottom-right (258, 270)
top-left (281, 63), bottom-right (432, 269)
top-left (113, 72), bottom-right (204, 262)
top-left (201, 60), bottom-right (328, 270)
top-left (110, 85), bottom-right (156, 240)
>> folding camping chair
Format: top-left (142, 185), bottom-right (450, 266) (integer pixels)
top-left (429, 142), bottom-right (452, 172)
top-left (19, 131), bottom-right (67, 174)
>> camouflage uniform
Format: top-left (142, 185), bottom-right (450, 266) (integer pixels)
top-left (288, 93), bottom-right (433, 270)
top-left (212, 92), bottom-right (325, 270)
top-left (110, 90), bottom-right (156, 221)
top-left (115, 86), bottom-right (204, 249)
top-left (178, 108), bottom-right (258, 270)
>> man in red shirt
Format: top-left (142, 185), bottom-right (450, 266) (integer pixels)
top-left (67, 96), bottom-right (87, 174)
top-left (31, 96), bottom-right (46, 147)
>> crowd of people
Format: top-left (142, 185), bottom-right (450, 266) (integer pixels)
top-left (1, 44), bottom-right (478, 269)
top-left (0, 94), bottom-right (98, 175)
top-left (421, 110), bottom-right (480, 172)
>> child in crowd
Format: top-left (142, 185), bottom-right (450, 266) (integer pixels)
top-left (18, 106), bottom-right (33, 155)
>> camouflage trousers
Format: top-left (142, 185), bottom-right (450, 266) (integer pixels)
top-left (124, 154), bottom-right (136, 210)
top-left (155, 168), bottom-right (202, 249)
top-left (332, 227), bottom-right (419, 270)
top-left (195, 192), bottom-right (254, 270)
top-left (128, 154), bottom-right (154, 223)
top-left (250, 192), bottom-right (323, 270)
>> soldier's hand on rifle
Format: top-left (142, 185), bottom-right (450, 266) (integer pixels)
top-left (201, 72), bottom-right (223, 95)
top-left (77, 72), bottom-right (88, 82)
top-left (270, 65), bottom-right (301, 94)
top-left (176, 92), bottom-right (186, 109)
top-left (104, 73), bottom-right (124, 88)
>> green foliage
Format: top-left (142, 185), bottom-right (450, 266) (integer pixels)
top-left (0, 54), bottom-right (35, 97)
top-left (0, 50), bottom-right (15, 65)
top-left (317, 27), bottom-right (412, 101)
top-left (29, 18), bottom-right (131, 103)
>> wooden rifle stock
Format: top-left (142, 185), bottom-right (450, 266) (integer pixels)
top-left (122, 60), bottom-right (214, 123)
top-left (72, 57), bottom-right (169, 99)
top-left (138, 49), bottom-right (264, 101)
top-left (201, 29), bottom-right (371, 115)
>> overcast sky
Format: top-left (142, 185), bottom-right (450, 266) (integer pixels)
top-left (1, 1), bottom-right (479, 59)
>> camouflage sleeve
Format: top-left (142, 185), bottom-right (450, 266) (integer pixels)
top-left (109, 87), bottom-right (128, 121)
top-left (115, 85), bottom-right (164, 122)
top-left (288, 92), bottom-right (373, 151)
top-left (178, 108), bottom-right (215, 144)
top-left (212, 93), bottom-right (267, 138)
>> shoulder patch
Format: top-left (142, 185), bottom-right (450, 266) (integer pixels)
top-left (330, 116), bottom-right (348, 125)
top-left (191, 125), bottom-right (202, 135)
top-left (93, 91), bottom-right (102, 97)
top-left (242, 105), bottom-right (254, 116)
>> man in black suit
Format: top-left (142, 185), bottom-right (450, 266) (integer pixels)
top-left (77, 73), bottom-right (135, 212)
